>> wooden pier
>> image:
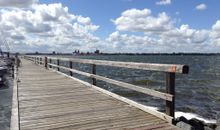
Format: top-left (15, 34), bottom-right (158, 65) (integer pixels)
top-left (11, 56), bottom-right (189, 130)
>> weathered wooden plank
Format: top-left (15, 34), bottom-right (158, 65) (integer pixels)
top-left (19, 99), bottom-right (121, 113)
top-left (20, 103), bottom-right (127, 119)
top-left (81, 118), bottom-right (164, 130)
top-left (124, 122), bottom-right (170, 130)
top-left (40, 116), bottom-right (160, 130)
top-left (20, 105), bottom-right (144, 124)
top-left (21, 112), bottom-right (154, 130)
top-left (19, 97), bottom-right (111, 109)
top-left (19, 93), bottom-right (110, 106)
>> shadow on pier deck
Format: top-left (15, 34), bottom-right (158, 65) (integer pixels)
top-left (11, 57), bottom-right (188, 130)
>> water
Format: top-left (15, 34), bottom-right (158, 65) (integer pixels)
top-left (55, 55), bottom-right (220, 122)
top-left (0, 75), bottom-right (13, 130)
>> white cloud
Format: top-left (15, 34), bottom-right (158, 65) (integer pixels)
top-left (113, 9), bottom-right (173, 33)
top-left (77, 16), bottom-right (91, 25)
top-left (106, 31), bottom-right (159, 53)
top-left (107, 8), bottom-right (220, 53)
top-left (212, 20), bottom-right (220, 31)
top-left (0, 3), bottom-right (219, 53)
top-left (0, 0), bottom-right (38, 8)
top-left (0, 3), bottom-right (101, 52)
top-left (210, 20), bottom-right (220, 46)
top-left (156, 0), bottom-right (171, 5)
top-left (196, 4), bottom-right (207, 11)
top-left (161, 24), bottom-right (209, 45)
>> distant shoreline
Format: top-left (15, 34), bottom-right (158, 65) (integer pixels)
top-left (24, 52), bottom-right (220, 56)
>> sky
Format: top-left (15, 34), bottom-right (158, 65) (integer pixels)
top-left (0, 0), bottom-right (220, 53)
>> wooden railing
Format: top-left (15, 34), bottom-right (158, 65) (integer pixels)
top-left (23, 55), bottom-right (189, 123)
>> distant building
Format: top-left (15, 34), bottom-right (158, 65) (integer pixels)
top-left (73, 50), bottom-right (80, 55)
top-left (94, 49), bottom-right (100, 54)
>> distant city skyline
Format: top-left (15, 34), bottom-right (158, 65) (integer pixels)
top-left (0, 0), bottom-right (220, 53)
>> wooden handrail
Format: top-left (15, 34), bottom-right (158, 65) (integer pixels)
top-left (47, 57), bottom-right (189, 74)
top-left (23, 55), bottom-right (189, 120)
top-left (24, 55), bottom-right (189, 74)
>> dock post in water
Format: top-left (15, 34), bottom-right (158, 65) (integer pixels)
top-left (165, 72), bottom-right (175, 118)
top-left (92, 64), bottom-right (96, 85)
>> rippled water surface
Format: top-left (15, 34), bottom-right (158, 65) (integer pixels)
top-left (55, 55), bottom-right (220, 120)
top-left (0, 75), bottom-right (13, 130)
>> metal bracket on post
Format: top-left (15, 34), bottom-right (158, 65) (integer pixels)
top-left (165, 72), bottom-right (175, 118)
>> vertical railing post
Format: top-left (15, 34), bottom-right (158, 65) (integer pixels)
top-left (92, 64), bottom-right (96, 85)
top-left (165, 72), bottom-right (175, 118)
top-left (40, 57), bottom-right (42, 65)
top-left (69, 61), bottom-right (73, 76)
top-left (57, 59), bottom-right (60, 71)
top-left (45, 57), bottom-right (48, 69)
top-left (49, 58), bottom-right (52, 68)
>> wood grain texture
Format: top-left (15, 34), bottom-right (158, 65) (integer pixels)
top-left (15, 59), bottom-right (180, 130)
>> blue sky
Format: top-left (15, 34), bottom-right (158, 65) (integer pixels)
top-left (39, 0), bottom-right (220, 37)
top-left (45, 1), bottom-right (219, 26)
top-left (0, 0), bottom-right (220, 53)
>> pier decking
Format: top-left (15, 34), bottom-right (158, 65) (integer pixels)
top-left (11, 58), bottom-right (186, 130)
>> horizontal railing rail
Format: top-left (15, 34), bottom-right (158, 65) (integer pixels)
top-left (47, 57), bottom-right (188, 74)
top-left (23, 55), bottom-right (189, 123)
